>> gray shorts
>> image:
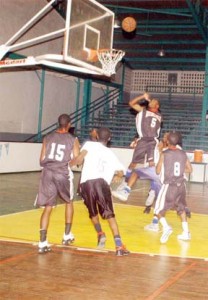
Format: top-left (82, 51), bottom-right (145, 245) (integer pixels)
top-left (36, 168), bottom-right (74, 207)
top-left (154, 182), bottom-right (187, 216)
top-left (132, 139), bottom-right (157, 163)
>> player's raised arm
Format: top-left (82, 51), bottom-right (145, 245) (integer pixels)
top-left (129, 92), bottom-right (151, 112)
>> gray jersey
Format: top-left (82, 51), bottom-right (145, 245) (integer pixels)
top-left (136, 108), bottom-right (162, 139)
top-left (40, 132), bottom-right (76, 173)
top-left (161, 148), bottom-right (187, 185)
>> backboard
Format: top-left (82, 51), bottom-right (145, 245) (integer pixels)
top-left (0, 0), bottom-right (115, 76)
top-left (64, 0), bottom-right (114, 73)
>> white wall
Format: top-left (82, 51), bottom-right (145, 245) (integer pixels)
top-left (0, 142), bottom-right (133, 173)
top-left (0, 142), bottom-right (42, 173)
top-left (0, 143), bottom-right (207, 184)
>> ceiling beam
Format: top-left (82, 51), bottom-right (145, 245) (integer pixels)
top-left (185, 0), bottom-right (208, 43)
top-left (128, 65), bottom-right (205, 71)
top-left (115, 29), bottom-right (199, 34)
top-left (124, 57), bottom-right (205, 63)
top-left (121, 49), bottom-right (206, 54)
top-left (114, 40), bottom-right (204, 45)
top-left (106, 5), bottom-right (192, 17)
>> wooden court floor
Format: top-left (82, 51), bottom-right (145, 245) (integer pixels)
top-left (0, 171), bottom-right (208, 300)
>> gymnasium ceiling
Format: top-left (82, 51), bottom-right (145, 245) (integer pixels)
top-left (96, 0), bottom-right (208, 72)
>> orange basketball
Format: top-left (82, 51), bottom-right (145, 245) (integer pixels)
top-left (122, 17), bottom-right (137, 32)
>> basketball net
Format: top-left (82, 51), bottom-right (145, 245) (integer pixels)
top-left (97, 49), bottom-right (125, 76)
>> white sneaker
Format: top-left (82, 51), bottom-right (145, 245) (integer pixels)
top-left (62, 232), bottom-right (75, 245)
top-left (160, 227), bottom-right (173, 244)
top-left (177, 231), bottom-right (191, 241)
top-left (117, 180), bottom-right (128, 191)
top-left (38, 240), bottom-right (51, 254)
top-left (145, 190), bottom-right (156, 207)
top-left (144, 223), bottom-right (160, 232)
top-left (112, 188), bottom-right (130, 201)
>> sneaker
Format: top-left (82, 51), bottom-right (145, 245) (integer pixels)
top-left (143, 206), bottom-right (151, 214)
top-left (177, 231), bottom-right (191, 241)
top-left (160, 227), bottom-right (173, 244)
top-left (112, 188), bottom-right (130, 201)
top-left (62, 232), bottom-right (75, 245)
top-left (117, 180), bottom-right (128, 191)
top-left (97, 233), bottom-right (106, 249)
top-left (145, 190), bottom-right (156, 207)
top-left (38, 241), bottom-right (51, 254)
top-left (116, 245), bottom-right (130, 256)
top-left (144, 222), bottom-right (160, 232)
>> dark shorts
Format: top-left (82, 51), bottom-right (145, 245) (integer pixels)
top-left (154, 182), bottom-right (187, 216)
top-left (80, 178), bottom-right (115, 219)
top-left (131, 139), bottom-right (157, 163)
top-left (36, 168), bottom-right (73, 207)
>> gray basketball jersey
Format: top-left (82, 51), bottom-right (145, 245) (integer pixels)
top-left (40, 132), bottom-right (76, 173)
top-left (136, 108), bottom-right (162, 139)
top-left (162, 148), bottom-right (187, 184)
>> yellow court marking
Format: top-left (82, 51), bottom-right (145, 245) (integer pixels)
top-left (0, 201), bottom-right (207, 259)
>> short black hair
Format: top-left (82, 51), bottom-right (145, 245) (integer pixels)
top-left (58, 114), bottom-right (71, 128)
top-left (97, 127), bottom-right (111, 142)
top-left (168, 131), bottom-right (182, 146)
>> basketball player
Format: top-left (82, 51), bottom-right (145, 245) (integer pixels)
top-left (128, 92), bottom-right (162, 173)
top-left (112, 92), bottom-right (162, 201)
top-left (70, 127), bottom-right (130, 256)
top-left (35, 114), bottom-right (80, 253)
top-left (112, 130), bottom-right (166, 204)
top-left (154, 131), bottom-right (192, 244)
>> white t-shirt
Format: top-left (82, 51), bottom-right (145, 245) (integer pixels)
top-left (80, 141), bottom-right (126, 185)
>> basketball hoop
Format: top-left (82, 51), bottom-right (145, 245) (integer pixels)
top-left (97, 49), bottom-right (125, 76)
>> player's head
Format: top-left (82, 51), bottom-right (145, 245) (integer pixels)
top-left (168, 131), bottom-right (182, 146)
top-left (148, 98), bottom-right (160, 112)
top-left (89, 128), bottom-right (98, 141)
top-left (163, 132), bottom-right (169, 144)
top-left (97, 127), bottom-right (111, 143)
top-left (58, 114), bottom-right (71, 129)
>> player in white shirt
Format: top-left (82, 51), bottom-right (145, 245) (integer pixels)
top-left (70, 127), bottom-right (130, 256)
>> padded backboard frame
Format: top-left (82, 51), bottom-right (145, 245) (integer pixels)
top-left (0, 0), bottom-right (115, 76)
top-left (64, 0), bottom-right (114, 72)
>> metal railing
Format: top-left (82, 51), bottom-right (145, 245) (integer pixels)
top-left (25, 87), bottom-right (121, 142)
top-left (24, 85), bottom-right (208, 152)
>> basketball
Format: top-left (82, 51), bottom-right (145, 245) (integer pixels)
top-left (86, 49), bottom-right (98, 62)
top-left (122, 17), bottom-right (137, 32)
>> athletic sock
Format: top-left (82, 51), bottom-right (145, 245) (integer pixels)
top-left (182, 221), bottom-right (189, 233)
top-left (125, 187), bottom-right (131, 193)
top-left (125, 169), bottom-right (133, 180)
top-left (114, 235), bottom-right (122, 247)
top-left (40, 229), bottom-right (47, 242)
top-left (65, 223), bottom-right (72, 235)
top-left (152, 216), bottom-right (159, 224)
top-left (94, 223), bottom-right (102, 234)
top-left (159, 217), bottom-right (169, 229)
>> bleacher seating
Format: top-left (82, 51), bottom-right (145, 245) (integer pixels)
top-left (76, 94), bottom-right (208, 152)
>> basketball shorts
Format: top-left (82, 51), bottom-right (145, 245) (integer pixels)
top-left (154, 182), bottom-right (187, 216)
top-left (80, 178), bottom-right (115, 219)
top-left (131, 139), bottom-right (157, 164)
top-left (36, 168), bottom-right (74, 207)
